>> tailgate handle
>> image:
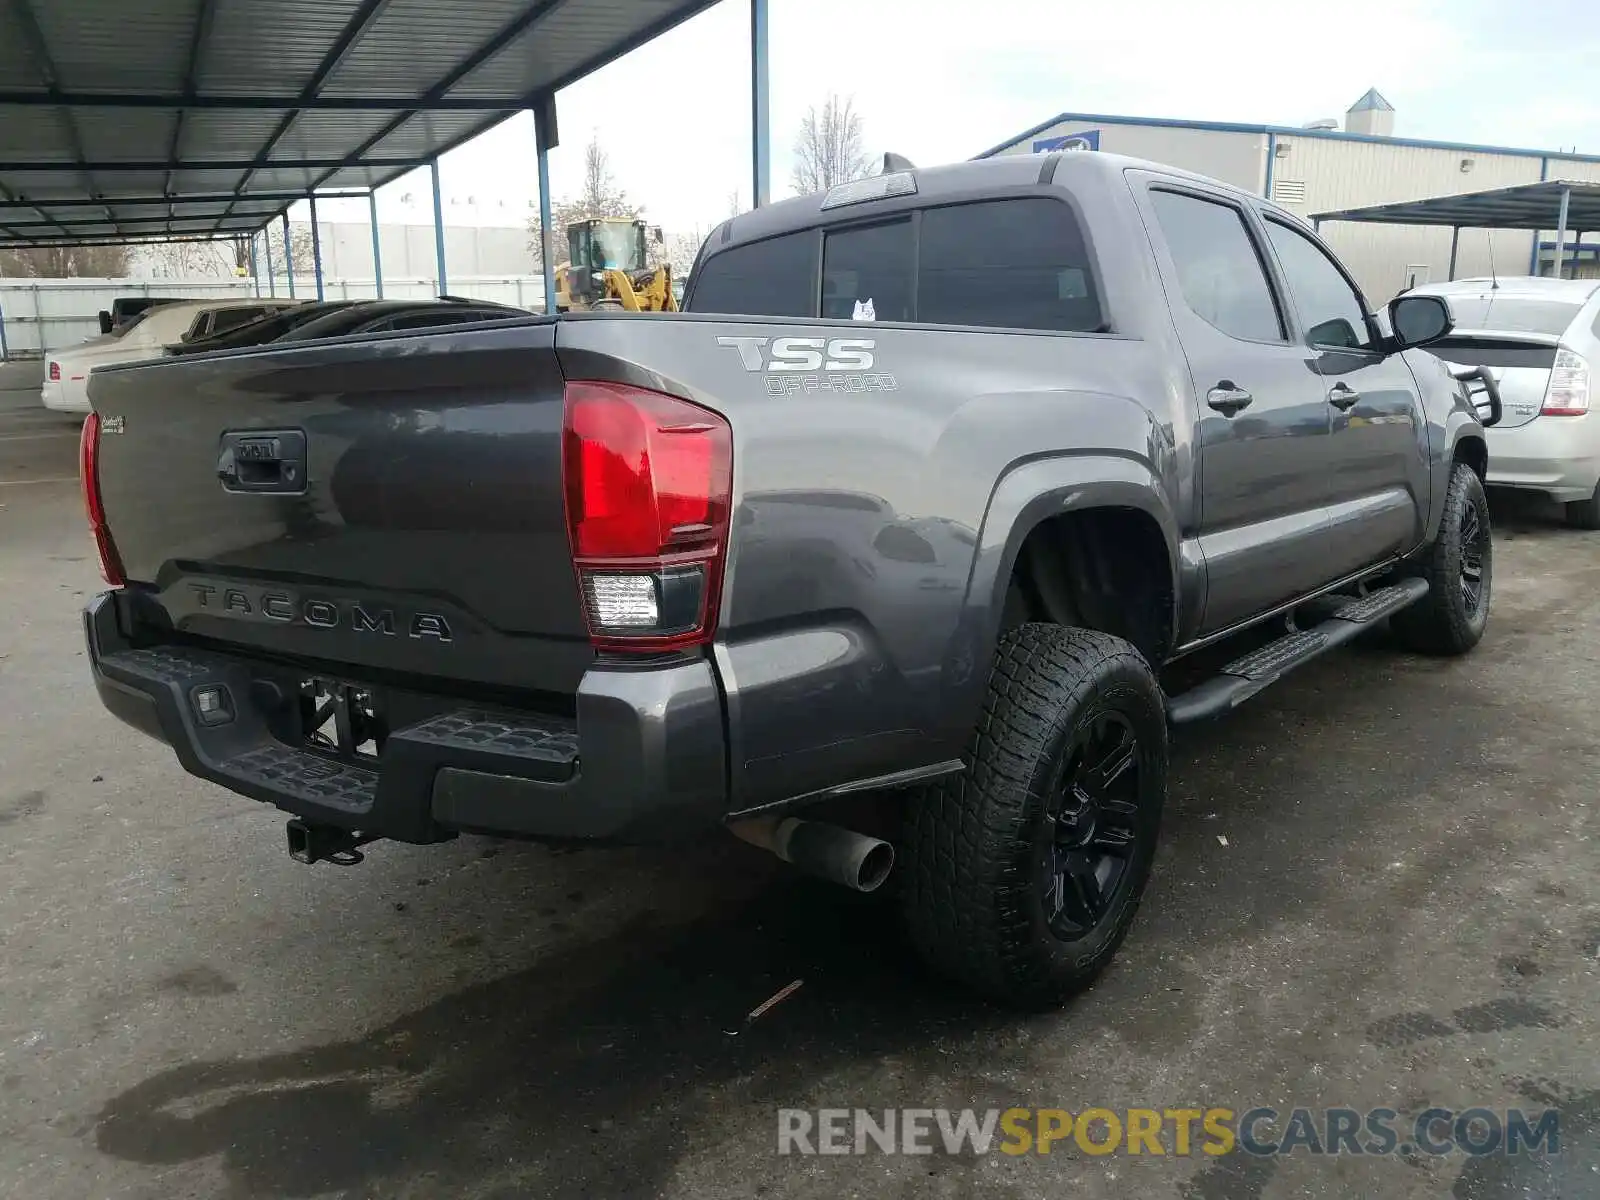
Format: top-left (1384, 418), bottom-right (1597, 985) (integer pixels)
top-left (217, 429), bottom-right (307, 494)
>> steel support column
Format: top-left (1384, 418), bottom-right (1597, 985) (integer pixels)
top-left (1530, 157), bottom-right (1550, 274)
top-left (308, 194), bottom-right (325, 300)
top-left (264, 223), bottom-right (276, 296)
top-left (282, 213), bottom-right (296, 298)
top-left (1448, 225), bottom-right (1460, 281)
top-left (750, 0), bottom-right (770, 208)
top-left (533, 96), bottom-right (558, 314)
top-left (248, 232), bottom-right (260, 296)
top-left (1552, 186), bottom-right (1572, 278)
top-left (369, 190), bottom-right (384, 298)
top-left (430, 159), bottom-right (448, 296)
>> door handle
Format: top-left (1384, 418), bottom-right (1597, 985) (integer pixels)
top-left (1327, 383), bottom-right (1361, 411)
top-left (1206, 383), bottom-right (1253, 417)
top-left (217, 429), bottom-right (307, 494)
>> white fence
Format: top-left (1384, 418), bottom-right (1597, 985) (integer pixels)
top-left (0, 275), bottom-right (548, 357)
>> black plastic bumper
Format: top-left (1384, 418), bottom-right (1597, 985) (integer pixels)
top-left (84, 592), bottom-right (728, 844)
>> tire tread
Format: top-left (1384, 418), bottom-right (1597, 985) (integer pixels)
top-left (902, 623), bottom-right (1164, 1008)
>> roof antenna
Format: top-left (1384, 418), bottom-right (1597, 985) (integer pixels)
top-left (1487, 230), bottom-right (1499, 289)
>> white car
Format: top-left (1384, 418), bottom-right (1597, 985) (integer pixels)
top-left (1409, 277), bottom-right (1600, 526)
top-left (40, 299), bottom-right (300, 414)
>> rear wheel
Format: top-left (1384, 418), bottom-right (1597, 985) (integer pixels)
top-left (1391, 461), bottom-right (1492, 655)
top-left (1565, 481), bottom-right (1600, 530)
top-left (901, 624), bottom-right (1166, 1009)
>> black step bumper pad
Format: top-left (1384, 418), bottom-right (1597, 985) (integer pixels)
top-left (83, 592), bottom-right (727, 844)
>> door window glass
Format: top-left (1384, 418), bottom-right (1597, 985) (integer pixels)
top-left (1264, 218), bottom-right (1375, 350)
top-left (1150, 191), bottom-right (1284, 342)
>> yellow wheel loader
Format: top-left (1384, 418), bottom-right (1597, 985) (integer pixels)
top-left (554, 218), bottom-right (679, 313)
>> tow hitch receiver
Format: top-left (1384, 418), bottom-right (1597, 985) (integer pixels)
top-left (286, 818), bottom-right (376, 866)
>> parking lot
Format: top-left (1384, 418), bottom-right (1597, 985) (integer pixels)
top-left (1, 393), bottom-right (1596, 1199)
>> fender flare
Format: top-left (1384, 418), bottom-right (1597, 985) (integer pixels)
top-left (1433, 411), bottom-right (1488, 542)
top-left (932, 452), bottom-right (1182, 747)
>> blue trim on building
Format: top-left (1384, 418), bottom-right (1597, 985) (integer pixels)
top-left (974, 110), bottom-right (1600, 166)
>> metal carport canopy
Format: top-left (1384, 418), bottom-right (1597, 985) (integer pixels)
top-left (1312, 180), bottom-right (1600, 232)
top-left (0, 0), bottom-right (728, 248)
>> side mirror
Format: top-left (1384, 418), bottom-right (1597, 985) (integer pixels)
top-left (97, 310), bottom-right (113, 334)
top-left (1388, 294), bottom-right (1454, 350)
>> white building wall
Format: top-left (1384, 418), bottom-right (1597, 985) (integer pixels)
top-left (1277, 136), bottom-right (1542, 299)
top-left (269, 221), bottom-right (535, 283)
top-left (991, 119), bottom-right (1267, 193)
top-left (987, 117), bottom-right (1596, 301)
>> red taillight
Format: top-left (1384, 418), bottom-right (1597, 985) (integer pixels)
top-left (562, 381), bottom-right (731, 651)
top-left (48, 361), bottom-right (61, 382)
top-left (79, 412), bottom-right (125, 586)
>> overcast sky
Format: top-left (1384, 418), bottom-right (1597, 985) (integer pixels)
top-left (300, 0), bottom-right (1599, 236)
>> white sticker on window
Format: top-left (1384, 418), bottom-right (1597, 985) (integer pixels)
top-left (852, 298), bottom-right (876, 321)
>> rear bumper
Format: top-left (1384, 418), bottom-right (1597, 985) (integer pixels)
top-left (40, 377), bottom-right (87, 413)
top-left (85, 591), bottom-right (728, 843)
top-left (1486, 414), bottom-right (1600, 502)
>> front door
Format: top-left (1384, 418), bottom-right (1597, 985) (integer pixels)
top-left (1257, 214), bottom-right (1430, 580)
top-left (1138, 180), bottom-right (1333, 635)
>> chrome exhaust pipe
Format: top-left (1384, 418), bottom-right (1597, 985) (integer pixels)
top-left (730, 816), bottom-right (895, 893)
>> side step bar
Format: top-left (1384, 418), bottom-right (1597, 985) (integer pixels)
top-left (1165, 578), bottom-right (1429, 725)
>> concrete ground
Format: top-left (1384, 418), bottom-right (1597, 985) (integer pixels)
top-left (1, 402), bottom-right (1596, 1200)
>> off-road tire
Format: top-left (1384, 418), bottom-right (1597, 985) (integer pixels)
top-left (1565, 481), bottom-right (1600, 530)
top-left (1391, 461), bottom-right (1492, 655)
top-left (901, 624), bottom-right (1167, 1009)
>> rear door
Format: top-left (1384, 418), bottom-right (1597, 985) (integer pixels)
top-left (1135, 177), bottom-right (1333, 634)
top-left (1257, 213), bottom-right (1429, 578)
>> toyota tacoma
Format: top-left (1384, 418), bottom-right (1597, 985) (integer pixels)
top-left (81, 152), bottom-right (1499, 1007)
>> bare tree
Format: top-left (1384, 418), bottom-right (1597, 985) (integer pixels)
top-left (259, 222), bottom-right (317, 280)
top-left (0, 243), bottom-right (131, 278)
top-left (527, 133), bottom-right (644, 271)
top-left (664, 227), bottom-right (708, 276)
top-left (141, 239), bottom-right (235, 278)
top-left (792, 94), bottom-right (872, 196)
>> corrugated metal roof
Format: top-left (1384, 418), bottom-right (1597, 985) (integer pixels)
top-left (0, 0), bottom-right (720, 247)
top-left (1314, 180), bottom-right (1600, 232)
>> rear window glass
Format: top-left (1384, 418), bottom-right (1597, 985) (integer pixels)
top-left (822, 220), bottom-right (913, 322)
top-left (208, 307), bottom-right (270, 335)
top-left (1424, 336), bottom-right (1557, 369)
top-left (1439, 296), bottom-right (1583, 335)
top-left (690, 196), bottom-right (1104, 333)
top-left (917, 199), bottom-right (1103, 332)
top-left (689, 230), bottom-right (817, 317)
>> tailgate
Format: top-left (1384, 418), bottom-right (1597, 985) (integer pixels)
top-left (88, 319), bottom-right (593, 696)
top-left (1426, 332), bottom-right (1560, 429)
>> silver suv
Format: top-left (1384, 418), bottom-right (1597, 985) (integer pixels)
top-left (1409, 277), bottom-right (1600, 526)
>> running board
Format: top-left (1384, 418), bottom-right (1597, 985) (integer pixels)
top-left (1165, 578), bottom-right (1429, 725)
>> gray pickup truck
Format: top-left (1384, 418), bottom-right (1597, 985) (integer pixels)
top-left (82, 151), bottom-right (1499, 1008)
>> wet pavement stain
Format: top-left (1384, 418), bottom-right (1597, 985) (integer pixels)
top-left (1451, 1087), bottom-right (1598, 1199)
top-left (1451, 1000), bottom-right (1561, 1035)
top-left (95, 882), bottom-right (1004, 1199)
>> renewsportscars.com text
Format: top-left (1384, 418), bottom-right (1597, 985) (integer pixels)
top-left (777, 1106), bottom-right (1560, 1158)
